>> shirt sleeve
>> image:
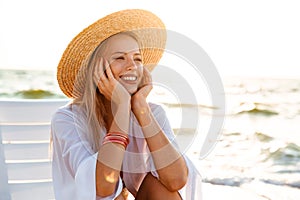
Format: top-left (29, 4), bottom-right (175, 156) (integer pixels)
top-left (52, 107), bottom-right (123, 199)
top-left (74, 152), bottom-right (123, 200)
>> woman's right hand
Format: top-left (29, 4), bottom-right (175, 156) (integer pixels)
top-left (94, 58), bottom-right (131, 105)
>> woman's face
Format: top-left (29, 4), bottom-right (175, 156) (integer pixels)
top-left (101, 33), bottom-right (143, 95)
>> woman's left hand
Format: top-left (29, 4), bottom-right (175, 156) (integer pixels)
top-left (131, 67), bottom-right (152, 116)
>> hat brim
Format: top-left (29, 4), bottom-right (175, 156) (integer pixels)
top-left (57, 9), bottom-right (166, 98)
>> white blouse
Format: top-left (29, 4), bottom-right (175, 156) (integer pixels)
top-left (51, 102), bottom-right (202, 200)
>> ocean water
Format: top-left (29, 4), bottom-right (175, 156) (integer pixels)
top-left (197, 77), bottom-right (300, 199)
top-left (1, 69), bottom-right (300, 198)
top-left (0, 69), bottom-right (65, 99)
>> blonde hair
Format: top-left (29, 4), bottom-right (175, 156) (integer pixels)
top-left (72, 32), bottom-right (139, 151)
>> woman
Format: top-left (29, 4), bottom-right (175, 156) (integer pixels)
top-left (51, 9), bottom-right (202, 200)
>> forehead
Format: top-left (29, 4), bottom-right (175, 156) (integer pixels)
top-left (104, 33), bottom-right (140, 54)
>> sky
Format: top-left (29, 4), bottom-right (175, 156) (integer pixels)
top-left (0, 0), bottom-right (300, 78)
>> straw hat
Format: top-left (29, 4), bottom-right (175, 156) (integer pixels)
top-left (57, 9), bottom-right (166, 98)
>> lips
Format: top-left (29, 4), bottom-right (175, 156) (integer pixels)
top-left (120, 74), bottom-right (138, 83)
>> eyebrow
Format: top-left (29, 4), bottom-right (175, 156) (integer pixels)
top-left (112, 51), bottom-right (141, 56)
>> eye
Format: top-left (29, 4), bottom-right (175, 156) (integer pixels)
top-left (134, 57), bottom-right (142, 62)
top-left (116, 56), bottom-right (125, 60)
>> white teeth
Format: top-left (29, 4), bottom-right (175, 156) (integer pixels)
top-left (122, 76), bottom-right (137, 81)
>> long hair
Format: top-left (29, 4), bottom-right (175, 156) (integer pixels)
top-left (71, 42), bottom-right (107, 152)
top-left (72, 32), bottom-right (139, 152)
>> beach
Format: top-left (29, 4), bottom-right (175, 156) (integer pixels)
top-left (1, 69), bottom-right (300, 199)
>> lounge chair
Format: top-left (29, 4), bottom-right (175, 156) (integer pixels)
top-left (0, 99), bottom-right (69, 200)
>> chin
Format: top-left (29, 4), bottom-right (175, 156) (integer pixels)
top-left (122, 83), bottom-right (139, 95)
top-left (128, 88), bottom-right (138, 95)
top-left (123, 85), bottom-right (137, 95)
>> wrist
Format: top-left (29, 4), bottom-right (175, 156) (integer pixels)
top-left (112, 100), bottom-right (131, 115)
top-left (132, 102), bottom-right (150, 119)
top-left (110, 102), bottom-right (130, 133)
top-left (114, 99), bottom-right (131, 108)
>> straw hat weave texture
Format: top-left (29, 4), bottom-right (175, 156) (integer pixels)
top-left (57, 9), bottom-right (166, 98)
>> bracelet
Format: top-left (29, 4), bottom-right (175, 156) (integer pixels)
top-left (102, 132), bottom-right (130, 149)
top-left (106, 132), bottom-right (130, 145)
top-left (102, 138), bottom-right (127, 148)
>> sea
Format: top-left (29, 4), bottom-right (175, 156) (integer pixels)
top-left (0, 69), bottom-right (300, 199)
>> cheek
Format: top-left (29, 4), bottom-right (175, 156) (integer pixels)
top-left (138, 65), bottom-right (143, 76)
top-left (110, 64), bottom-right (123, 79)
top-left (137, 66), bottom-right (144, 85)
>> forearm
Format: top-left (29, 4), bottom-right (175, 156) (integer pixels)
top-left (109, 101), bottom-right (131, 133)
top-left (135, 104), bottom-right (188, 191)
top-left (96, 144), bottom-right (124, 197)
top-left (96, 102), bottom-right (130, 197)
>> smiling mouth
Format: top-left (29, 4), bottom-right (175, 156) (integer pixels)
top-left (122, 76), bottom-right (137, 81)
top-left (120, 75), bottom-right (138, 82)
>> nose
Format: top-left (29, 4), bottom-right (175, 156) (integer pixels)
top-left (125, 58), bottom-right (137, 71)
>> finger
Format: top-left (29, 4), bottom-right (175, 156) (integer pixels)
top-left (144, 74), bottom-right (152, 84)
top-left (144, 84), bottom-right (153, 95)
top-left (99, 59), bottom-right (110, 83)
top-left (144, 67), bottom-right (151, 77)
top-left (97, 80), bottom-right (111, 99)
top-left (94, 58), bottom-right (106, 78)
top-left (99, 57), bottom-right (105, 74)
top-left (93, 58), bottom-right (103, 85)
top-left (138, 84), bottom-right (152, 98)
top-left (143, 66), bottom-right (150, 74)
top-left (104, 60), bottom-right (115, 81)
top-left (143, 67), bottom-right (152, 85)
top-left (97, 82), bottom-right (106, 94)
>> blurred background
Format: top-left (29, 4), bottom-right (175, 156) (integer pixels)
top-left (0, 0), bottom-right (299, 199)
